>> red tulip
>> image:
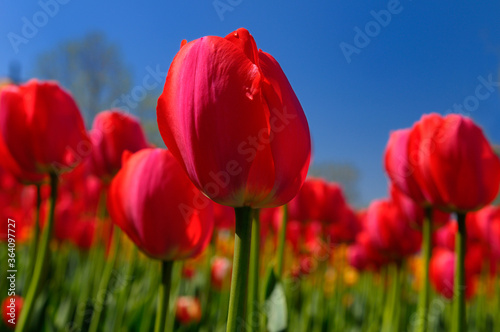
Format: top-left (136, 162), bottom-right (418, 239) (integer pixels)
top-left (89, 110), bottom-right (148, 181)
top-left (366, 199), bottom-right (421, 261)
top-left (303, 221), bottom-right (326, 256)
top-left (260, 206), bottom-right (283, 234)
top-left (408, 114), bottom-right (500, 212)
top-left (108, 148), bottom-right (214, 261)
top-left (182, 265), bottom-right (196, 280)
top-left (0, 79), bottom-right (89, 181)
top-left (175, 296), bottom-right (202, 324)
top-left (288, 179), bottom-right (347, 224)
top-left (466, 206), bottom-right (500, 261)
top-left (348, 232), bottom-right (389, 271)
top-left (0, 166), bottom-right (35, 243)
top-left (213, 203), bottom-right (235, 230)
top-left (1, 295), bottom-right (23, 329)
top-left (156, 28), bottom-right (311, 208)
top-left (390, 183), bottom-right (449, 229)
top-left (286, 220), bottom-right (302, 253)
top-left (326, 205), bottom-right (362, 244)
top-left (288, 178), bottom-right (327, 222)
top-left (70, 218), bottom-right (97, 251)
top-left (385, 128), bottom-right (426, 205)
top-left (433, 221), bottom-right (458, 251)
top-left (323, 182), bottom-right (348, 224)
top-left (429, 248), bottom-right (478, 300)
top-left (211, 256), bottom-right (232, 290)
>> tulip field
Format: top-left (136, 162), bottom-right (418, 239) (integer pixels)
top-left (2, 27), bottom-right (500, 332)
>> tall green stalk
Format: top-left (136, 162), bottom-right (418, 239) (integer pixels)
top-left (16, 173), bottom-right (58, 332)
top-left (27, 184), bottom-right (42, 277)
top-left (381, 264), bottom-right (401, 332)
top-left (276, 205), bottom-right (288, 277)
top-left (111, 246), bottom-right (138, 332)
top-left (226, 207), bottom-right (253, 331)
top-left (247, 209), bottom-right (260, 331)
top-left (154, 260), bottom-right (174, 332)
top-left (416, 207), bottom-right (433, 332)
top-left (452, 212), bottom-right (467, 332)
top-left (88, 226), bottom-right (122, 332)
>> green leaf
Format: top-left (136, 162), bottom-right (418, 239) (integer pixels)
top-left (264, 266), bottom-right (288, 332)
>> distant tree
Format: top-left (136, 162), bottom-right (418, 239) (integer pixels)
top-left (308, 162), bottom-right (360, 207)
top-left (35, 32), bottom-right (132, 124)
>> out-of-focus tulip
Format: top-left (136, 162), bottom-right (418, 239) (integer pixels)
top-left (182, 265), bottom-right (196, 280)
top-left (211, 256), bottom-right (232, 290)
top-left (390, 184), bottom-right (449, 229)
top-left (175, 296), bottom-right (202, 324)
top-left (1, 295), bottom-right (23, 329)
top-left (467, 206), bottom-right (500, 261)
top-left (286, 220), bottom-right (302, 253)
top-left (213, 203), bottom-right (235, 230)
top-left (366, 199), bottom-right (421, 261)
top-left (288, 179), bottom-right (347, 224)
top-left (89, 110), bottom-right (148, 181)
top-left (261, 206), bottom-right (283, 234)
top-left (0, 166), bottom-right (35, 243)
top-left (0, 79), bottom-right (89, 181)
top-left (385, 128), bottom-right (426, 205)
top-left (303, 221), bottom-right (326, 256)
top-left (108, 148), bottom-right (214, 261)
top-left (156, 28), bottom-right (311, 208)
top-left (288, 178), bottom-right (327, 222)
top-left (70, 218), bottom-right (97, 251)
top-left (323, 182), bottom-right (348, 224)
top-left (429, 248), bottom-right (478, 300)
top-left (326, 206), bottom-right (362, 244)
top-left (408, 114), bottom-right (500, 212)
top-left (348, 231), bottom-right (390, 271)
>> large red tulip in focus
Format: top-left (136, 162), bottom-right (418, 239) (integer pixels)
top-left (408, 113), bottom-right (500, 212)
top-left (89, 110), bottom-right (148, 181)
top-left (0, 79), bottom-right (89, 181)
top-left (108, 148), bottom-right (214, 261)
top-left (157, 28), bottom-right (311, 208)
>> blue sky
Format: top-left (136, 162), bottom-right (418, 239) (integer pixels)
top-left (1, 0), bottom-right (499, 206)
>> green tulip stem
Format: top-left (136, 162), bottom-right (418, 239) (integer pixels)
top-left (247, 209), bottom-right (261, 331)
top-left (416, 206), bottom-right (433, 332)
top-left (16, 173), bottom-right (58, 332)
top-left (276, 205), bottom-right (288, 277)
top-left (452, 212), bottom-right (467, 332)
top-left (88, 226), bottom-right (122, 332)
top-left (154, 260), bottom-right (174, 332)
top-left (226, 206), bottom-right (253, 331)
